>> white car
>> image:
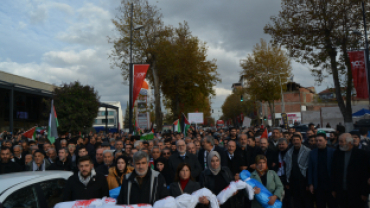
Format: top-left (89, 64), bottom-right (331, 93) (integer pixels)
top-left (0, 171), bottom-right (73, 208)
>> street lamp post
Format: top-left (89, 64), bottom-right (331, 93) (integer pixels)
top-left (361, 1), bottom-right (370, 102)
top-left (128, 3), bottom-right (144, 134)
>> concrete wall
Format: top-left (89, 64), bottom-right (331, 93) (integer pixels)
top-left (302, 105), bottom-right (369, 128)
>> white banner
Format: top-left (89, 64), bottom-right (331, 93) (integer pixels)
top-left (188, 113), bottom-right (204, 124)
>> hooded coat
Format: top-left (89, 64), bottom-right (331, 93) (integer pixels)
top-left (107, 165), bottom-right (134, 190)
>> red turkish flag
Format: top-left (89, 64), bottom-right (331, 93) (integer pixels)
top-left (348, 51), bottom-right (369, 99)
top-left (133, 64), bottom-right (150, 108)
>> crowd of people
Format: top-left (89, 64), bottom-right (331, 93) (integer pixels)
top-left (1, 123), bottom-right (370, 208)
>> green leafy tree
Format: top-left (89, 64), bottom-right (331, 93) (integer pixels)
top-left (155, 22), bottom-right (220, 121)
top-left (109, 0), bottom-right (172, 131)
top-left (52, 81), bottom-right (100, 134)
top-left (264, 0), bottom-right (370, 130)
top-left (221, 89), bottom-right (255, 126)
top-left (240, 39), bottom-right (291, 126)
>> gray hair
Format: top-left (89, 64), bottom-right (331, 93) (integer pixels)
top-left (176, 139), bottom-right (185, 146)
top-left (115, 140), bottom-right (123, 145)
top-left (203, 135), bottom-right (215, 146)
top-left (133, 151), bottom-right (149, 164)
top-left (278, 138), bottom-right (288, 144)
top-left (109, 138), bottom-right (116, 143)
top-left (134, 140), bottom-right (142, 148)
top-left (103, 150), bottom-right (114, 157)
top-left (340, 133), bottom-right (354, 144)
top-left (46, 148), bottom-right (56, 153)
top-left (60, 139), bottom-right (67, 145)
top-left (13, 145), bottom-right (22, 151)
top-left (59, 147), bottom-right (69, 154)
top-left (273, 127), bottom-right (281, 132)
top-left (151, 146), bottom-right (160, 152)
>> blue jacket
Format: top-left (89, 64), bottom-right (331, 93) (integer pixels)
top-left (307, 147), bottom-right (335, 189)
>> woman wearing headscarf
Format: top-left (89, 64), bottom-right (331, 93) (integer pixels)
top-left (154, 157), bottom-right (173, 186)
top-left (106, 156), bottom-right (134, 190)
top-left (199, 151), bottom-right (237, 208)
top-left (250, 155), bottom-right (283, 208)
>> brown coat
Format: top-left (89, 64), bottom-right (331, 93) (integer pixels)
top-left (107, 166), bottom-right (134, 190)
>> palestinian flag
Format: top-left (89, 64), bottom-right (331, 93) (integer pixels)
top-left (141, 133), bottom-right (154, 140)
top-left (133, 119), bottom-right (140, 135)
top-left (181, 113), bottom-right (191, 137)
top-left (173, 119), bottom-right (181, 132)
top-left (23, 126), bottom-right (36, 139)
top-left (47, 100), bottom-right (59, 144)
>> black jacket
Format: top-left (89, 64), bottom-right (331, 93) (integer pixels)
top-left (199, 167), bottom-right (237, 208)
top-left (197, 146), bottom-right (227, 170)
top-left (95, 164), bottom-right (112, 176)
top-left (48, 158), bottom-right (75, 171)
top-left (168, 152), bottom-right (202, 179)
top-left (0, 161), bottom-right (22, 174)
top-left (225, 150), bottom-right (245, 176)
top-left (117, 169), bottom-right (169, 205)
top-left (252, 148), bottom-right (279, 172)
top-left (62, 172), bottom-right (109, 201)
top-left (169, 180), bottom-right (201, 197)
top-left (331, 148), bottom-right (369, 205)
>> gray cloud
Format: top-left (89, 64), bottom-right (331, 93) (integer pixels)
top-left (1, 0), bottom-right (332, 122)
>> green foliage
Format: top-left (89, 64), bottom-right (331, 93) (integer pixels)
top-left (52, 81), bottom-right (100, 134)
top-left (221, 89), bottom-right (254, 122)
top-left (155, 22), bottom-right (220, 121)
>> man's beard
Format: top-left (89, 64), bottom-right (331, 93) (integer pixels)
top-left (339, 145), bottom-right (349, 151)
top-left (81, 170), bottom-right (91, 178)
top-left (136, 168), bottom-right (148, 176)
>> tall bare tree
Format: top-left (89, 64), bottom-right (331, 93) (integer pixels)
top-left (264, 0), bottom-right (370, 131)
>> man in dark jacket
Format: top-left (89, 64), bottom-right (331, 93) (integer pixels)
top-left (48, 148), bottom-right (75, 171)
top-left (117, 151), bottom-right (169, 205)
top-left (63, 156), bottom-right (109, 201)
top-left (95, 150), bottom-right (114, 175)
top-left (225, 140), bottom-right (245, 177)
top-left (168, 140), bottom-right (202, 179)
top-left (251, 138), bottom-right (278, 171)
top-left (0, 146), bottom-right (22, 174)
top-left (198, 135), bottom-right (227, 170)
top-left (331, 133), bottom-right (369, 208)
top-left (307, 132), bottom-right (336, 208)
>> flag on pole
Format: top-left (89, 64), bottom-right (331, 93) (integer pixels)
top-left (47, 100), bottom-right (59, 144)
top-left (173, 119), bottom-right (181, 132)
top-left (134, 119), bottom-right (141, 136)
top-left (23, 126), bottom-right (36, 139)
top-left (261, 128), bottom-right (268, 139)
top-left (181, 113), bottom-right (191, 137)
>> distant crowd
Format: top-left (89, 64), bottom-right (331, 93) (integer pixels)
top-left (1, 123), bottom-right (370, 208)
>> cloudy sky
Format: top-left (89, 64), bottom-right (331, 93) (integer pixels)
top-left (0, 0), bottom-right (332, 120)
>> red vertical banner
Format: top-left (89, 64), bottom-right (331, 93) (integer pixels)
top-left (348, 51), bottom-right (369, 99)
top-left (133, 64), bottom-right (150, 108)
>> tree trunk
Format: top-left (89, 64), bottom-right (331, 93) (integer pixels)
top-left (272, 101), bottom-right (276, 127)
top-left (151, 60), bottom-right (163, 131)
top-left (326, 34), bottom-right (351, 132)
top-left (267, 101), bottom-right (275, 127)
top-left (341, 39), bottom-right (353, 132)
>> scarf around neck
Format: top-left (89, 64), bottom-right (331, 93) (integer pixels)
top-left (78, 169), bottom-right (96, 187)
top-left (207, 151), bottom-right (221, 175)
top-left (32, 160), bottom-right (45, 171)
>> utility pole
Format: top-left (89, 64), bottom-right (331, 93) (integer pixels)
top-left (129, 3), bottom-right (134, 133)
top-left (362, 1), bottom-right (370, 102)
